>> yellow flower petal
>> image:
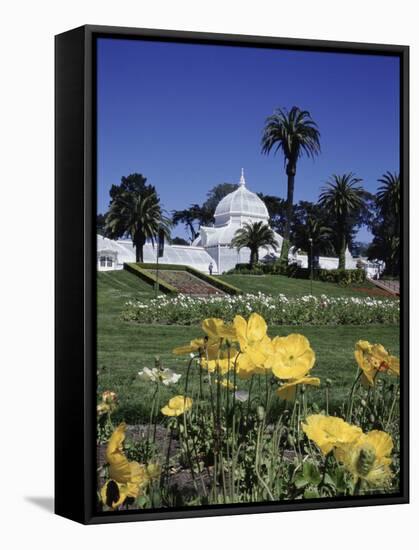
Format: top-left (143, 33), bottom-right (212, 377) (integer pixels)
top-left (202, 318), bottom-right (237, 340)
top-left (269, 334), bottom-right (315, 379)
top-left (336, 430), bottom-right (394, 486)
top-left (161, 395), bottom-right (193, 416)
top-left (277, 376), bottom-right (320, 401)
top-left (354, 340), bottom-right (399, 386)
top-left (302, 415), bottom-right (363, 455)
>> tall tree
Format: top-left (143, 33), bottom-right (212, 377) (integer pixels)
top-left (318, 173), bottom-right (366, 269)
top-left (261, 106), bottom-right (321, 245)
top-left (368, 172), bottom-right (400, 276)
top-left (105, 173), bottom-right (170, 262)
top-left (376, 171), bottom-right (400, 239)
top-left (172, 183), bottom-right (237, 241)
top-left (96, 213), bottom-right (107, 236)
top-left (171, 207), bottom-right (200, 241)
top-left (231, 221), bottom-right (279, 267)
top-left (203, 183), bottom-right (238, 214)
top-left (257, 193), bottom-right (287, 234)
top-left (292, 214), bottom-right (334, 272)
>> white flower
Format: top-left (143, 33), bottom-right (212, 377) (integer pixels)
top-left (234, 390), bottom-right (249, 402)
top-left (160, 368), bottom-right (182, 386)
top-left (138, 367), bottom-right (160, 383)
top-left (138, 367), bottom-right (181, 386)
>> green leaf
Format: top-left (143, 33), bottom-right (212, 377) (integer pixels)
top-left (136, 495), bottom-right (149, 509)
top-left (304, 486), bottom-right (320, 499)
top-left (303, 461), bottom-right (321, 485)
top-left (294, 474), bottom-right (309, 489)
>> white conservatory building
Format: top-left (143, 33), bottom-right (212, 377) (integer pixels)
top-left (97, 169), bottom-right (360, 274)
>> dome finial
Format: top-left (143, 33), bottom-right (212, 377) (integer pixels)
top-left (239, 168), bottom-right (246, 187)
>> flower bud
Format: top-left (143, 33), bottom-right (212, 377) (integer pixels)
top-left (326, 378), bottom-right (332, 387)
top-left (360, 399), bottom-right (367, 407)
top-left (257, 406), bottom-right (265, 421)
top-left (356, 446), bottom-right (376, 476)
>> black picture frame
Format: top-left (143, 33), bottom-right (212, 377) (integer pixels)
top-left (55, 24), bottom-right (409, 525)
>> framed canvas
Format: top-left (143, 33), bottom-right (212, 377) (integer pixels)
top-left (55, 24), bottom-right (409, 524)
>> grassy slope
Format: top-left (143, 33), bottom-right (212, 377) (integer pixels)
top-left (97, 270), bottom-right (400, 423)
top-left (218, 273), bottom-right (377, 298)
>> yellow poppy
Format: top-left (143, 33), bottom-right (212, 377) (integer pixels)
top-left (234, 313), bottom-right (270, 351)
top-left (268, 334), bottom-right (315, 380)
top-left (101, 479), bottom-right (130, 509)
top-left (234, 350), bottom-right (268, 378)
top-left (173, 337), bottom-right (220, 358)
top-left (233, 313), bottom-right (273, 377)
top-left (101, 423), bottom-right (149, 509)
top-left (201, 348), bottom-right (239, 375)
top-left (354, 340), bottom-right (400, 386)
top-left (97, 402), bottom-right (111, 416)
top-left (102, 390), bottom-right (117, 404)
top-left (146, 463), bottom-right (162, 481)
top-left (202, 317), bottom-right (237, 341)
top-left (337, 430), bottom-right (393, 486)
top-left (277, 376), bottom-right (320, 401)
top-left (217, 378), bottom-right (236, 390)
top-left (301, 414), bottom-right (363, 455)
top-left (106, 423), bottom-right (143, 484)
top-left (161, 395), bottom-right (193, 416)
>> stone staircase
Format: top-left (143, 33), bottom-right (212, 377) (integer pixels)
top-left (144, 269), bottom-right (226, 296)
top-left (368, 278), bottom-right (400, 297)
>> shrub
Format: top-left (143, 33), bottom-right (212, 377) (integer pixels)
top-left (123, 292), bottom-right (399, 326)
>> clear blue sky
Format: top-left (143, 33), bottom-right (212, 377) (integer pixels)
top-left (97, 38), bottom-right (400, 243)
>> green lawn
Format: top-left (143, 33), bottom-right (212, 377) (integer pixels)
top-left (97, 270), bottom-right (400, 423)
top-left (218, 273), bottom-right (378, 298)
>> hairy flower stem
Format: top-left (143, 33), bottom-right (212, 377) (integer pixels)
top-left (320, 452), bottom-right (332, 488)
top-left (246, 375), bottom-right (255, 423)
top-left (347, 369), bottom-right (363, 421)
top-left (353, 478), bottom-right (365, 496)
top-left (148, 384), bottom-right (159, 444)
top-left (181, 413), bottom-right (199, 495)
top-left (255, 420), bottom-right (274, 501)
top-left (325, 387), bottom-right (329, 416)
top-left (153, 383), bottom-right (161, 443)
top-left (184, 356), bottom-right (195, 396)
top-left (385, 386), bottom-right (399, 431)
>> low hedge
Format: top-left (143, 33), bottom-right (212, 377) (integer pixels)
top-left (285, 266), bottom-right (366, 286)
top-left (126, 262), bottom-right (242, 295)
top-left (124, 263), bottom-right (178, 294)
top-left (227, 262), bottom-right (366, 287)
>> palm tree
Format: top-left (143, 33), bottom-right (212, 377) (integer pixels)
top-left (293, 216), bottom-right (334, 272)
top-left (376, 171), bottom-right (400, 237)
top-left (261, 106), bottom-right (321, 245)
top-left (172, 207), bottom-right (199, 242)
top-left (231, 221), bottom-right (279, 268)
top-left (368, 172), bottom-right (400, 276)
top-left (106, 189), bottom-right (171, 263)
top-left (318, 173), bottom-right (366, 269)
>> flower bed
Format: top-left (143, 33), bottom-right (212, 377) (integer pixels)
top-left (123, 292), bottom-right (399, 326)
top-left (98, 313), bottom-right (400, 511)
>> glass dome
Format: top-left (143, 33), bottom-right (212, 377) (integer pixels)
top-left (214, 170), bottom-right (269, 226)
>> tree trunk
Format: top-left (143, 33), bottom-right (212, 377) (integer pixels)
top-left (188, 223), bottom-right (197, 241)
top-left (135, 233), bottom-right (145, 263)
top-left (338, 234), bottom-right (346, 270)
top-left (250, 248), bottom-right (258, 268)
top-left (284, 162), bottom-right (296, 241)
